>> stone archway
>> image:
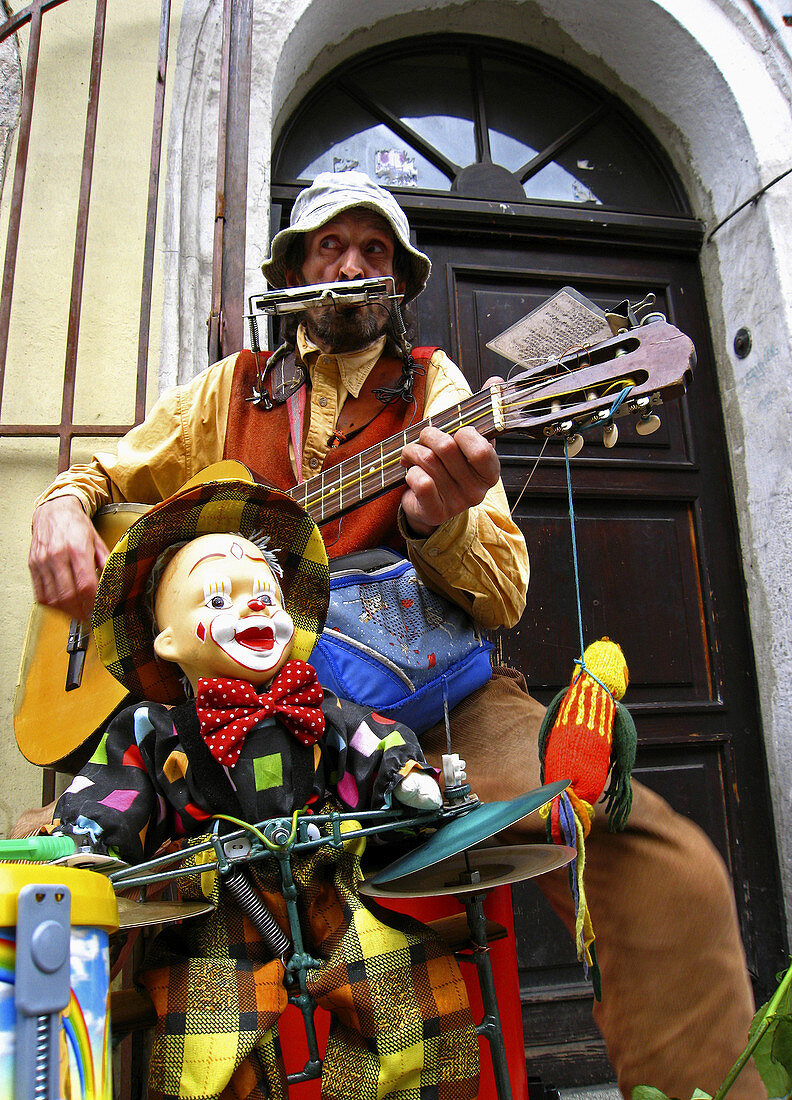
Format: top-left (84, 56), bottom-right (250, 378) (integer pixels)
top-left (160, 0), bottom-right (792, 919)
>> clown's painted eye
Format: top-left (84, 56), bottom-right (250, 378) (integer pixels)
top-left (252, 577), bottom-right (277, 605)
top-left (206, 594), bottom-right (232, 610)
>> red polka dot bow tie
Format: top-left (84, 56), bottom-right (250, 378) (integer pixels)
top-left (196, 660), bottom-right (326, 767)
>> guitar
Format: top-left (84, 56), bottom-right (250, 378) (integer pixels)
top-left (13, 319), bottom-right (694, 769)
top-left (13, 461), bottom-right (253, 772)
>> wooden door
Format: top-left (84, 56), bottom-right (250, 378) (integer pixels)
top-left (410, 213), bottom-right (787, 1087)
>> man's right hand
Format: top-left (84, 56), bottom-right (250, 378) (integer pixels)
top-left (29, 497), bottom-right (110, 620)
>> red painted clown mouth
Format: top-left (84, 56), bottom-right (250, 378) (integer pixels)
top-left (235, 625), bottom-right (275, 651)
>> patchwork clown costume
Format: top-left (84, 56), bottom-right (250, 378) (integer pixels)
top-left (53, 478), bottom-right (479, 1100)
top-left (55, 688), bottom-right (436, 865)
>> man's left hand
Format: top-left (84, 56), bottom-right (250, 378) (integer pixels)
top-left (399, 424), bottom-right (501, 537)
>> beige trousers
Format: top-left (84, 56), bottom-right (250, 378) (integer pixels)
top-left (421, 667), bottom-right (765, 1100)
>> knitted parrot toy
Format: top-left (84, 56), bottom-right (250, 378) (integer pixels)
top-left (538, 638), bottom-right (637, 998)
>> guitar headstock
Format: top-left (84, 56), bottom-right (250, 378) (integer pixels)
top-left (496, 319), bottom-right (695, 452)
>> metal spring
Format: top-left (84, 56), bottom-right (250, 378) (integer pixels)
top-left (34, 1016), bottom-right (49, 1099)
top-left (248, 312), bottom-right (261, 353)
top-left (224, 867), bottom-right (291, 959)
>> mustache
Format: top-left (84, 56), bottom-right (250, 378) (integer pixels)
top-left (302, 303), bottom-right (390, 353)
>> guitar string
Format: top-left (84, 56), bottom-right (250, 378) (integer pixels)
top-left (297, 333), bottom-right (648, 512)
top-left (297, 381), bottom-right (637, 518)
top-left (297, 372), bottom-right (640, 519)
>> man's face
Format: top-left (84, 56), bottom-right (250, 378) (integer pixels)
top-left (153, 533), bottom-right (295, 690)
top-left (285, 209), bottom-right (404, 353)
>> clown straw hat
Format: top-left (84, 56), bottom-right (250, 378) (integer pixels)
top-left (92, 479), bottom-right (329, 705)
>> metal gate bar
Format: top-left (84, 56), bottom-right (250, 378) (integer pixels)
top-left (136, 0), bottom-right (172, 424)
top-left (60, 0), bottom-right (107, 470)
top-left (0, 0), bottom-right (182, 469)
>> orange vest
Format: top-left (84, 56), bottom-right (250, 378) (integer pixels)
top-left (223, 348), bottom-right (433, 558)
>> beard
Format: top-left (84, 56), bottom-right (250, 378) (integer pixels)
top-left (301, 301), bottom-right (390, 353)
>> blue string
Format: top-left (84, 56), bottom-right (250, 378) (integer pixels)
top-left (564, 384), bottom-right (633, 668)
top-left (579, 384), bottom-right (634, 436)
top-left (564, 439), bottom-right (587, 665)
top-left (571, 659), bottom-right (614, 699)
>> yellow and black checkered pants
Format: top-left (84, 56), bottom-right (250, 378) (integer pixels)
top-left (140, 830), bottom-right (479, 1100)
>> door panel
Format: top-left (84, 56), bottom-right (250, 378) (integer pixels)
top-left (411, 220), bottom-right (786, 1086)
top-left (510, 506), bottom-right (710, 702)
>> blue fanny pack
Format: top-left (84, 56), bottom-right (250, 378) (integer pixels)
top-left (310, 548), bottom-right (493, 735)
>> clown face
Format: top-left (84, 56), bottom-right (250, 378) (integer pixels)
top-left (152, 532), bottom-right (295, 690)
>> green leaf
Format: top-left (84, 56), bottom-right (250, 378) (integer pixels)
top-left (750, 1009), bottom-right (792, 1097)
top-left (772, 1016), bottom-right (792, 1075)
top-left (689, 1091), bottom-right (713, 1099)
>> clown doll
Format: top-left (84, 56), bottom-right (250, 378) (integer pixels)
top-left (53, 479), bottom-right (479, 1100)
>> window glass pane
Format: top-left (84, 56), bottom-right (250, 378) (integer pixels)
top-left (276, 87), bottom-right (451, 190)
top-left (522, 160), bottom-right (604, 205)
top-left (524, 118), bottom-right (679, 212)
top-left (482, 57), bottom-right (599, 173)
top-left (274, 44), bottom-right (685, 214)
top-left (351, 54), bottom-right (477, 171)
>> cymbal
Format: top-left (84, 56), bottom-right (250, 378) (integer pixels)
top-left (371, 779), bottom-right (569, 886)
top-left (52, 852), bottom-right (128, 874)
top-left (116, 896), bottom-right (215, 930)
top-left (360, 844), bottom-right (575, 898)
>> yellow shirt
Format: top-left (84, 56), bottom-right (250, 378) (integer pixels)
top-left (35, 336), bottom-right (529, 629)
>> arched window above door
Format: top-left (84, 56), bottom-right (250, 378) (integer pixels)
top-left (273, 38), bottom-right (689, 216)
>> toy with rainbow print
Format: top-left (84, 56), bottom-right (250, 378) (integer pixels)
top-left (0, 863), bottom-right (117, 1100)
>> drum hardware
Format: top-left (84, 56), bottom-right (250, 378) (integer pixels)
top-left (225, 865), bottom-right (292, 960)
top-left (361, 841), bottom-right (575, 1100)
top-left (274, 846), bottom-right (325, 1083)
top-left (103, 780), bottom-right (569, 1098)
top-left (107, 803), bottom-right (451, 1088)
top-left (362, 780), bottom-right (571, 1100)
top-left (361, 845), bottom-right (575, 900)
top-left (115, 896), bottom-right (215, 931)
top-left (107, 804), bottom-right (446, 892)
top-left (0, 787), bottom-right (571, 1097)
top-left (52, 850), bottom-right (128, 873)
top-left (367, 779), bottom-right (570, 887)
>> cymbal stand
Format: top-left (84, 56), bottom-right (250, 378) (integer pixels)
top-left (458, 866), bottom-right (513, 1100)
top-left (109, 803), bottom-right (499, 1092)
top-left (276, 848), bottom-right (324, 1085)
top-left (441, 693), bottom-right (511, 1100)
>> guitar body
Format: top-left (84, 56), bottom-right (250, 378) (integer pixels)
top-left (14, 504), bottom-right (149, 770)
top-left (14, 462), bottom-right (254, 769)
top-left (14, 603), bottom-right (129, 770)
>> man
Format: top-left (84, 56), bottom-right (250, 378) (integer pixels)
top-left (28, 171), bottom-right (763, 1099)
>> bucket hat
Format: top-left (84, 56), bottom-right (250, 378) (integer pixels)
top-left (261, 171), bottom-right (431, 303)
top-left (92, 479), bottom-right (329, 705)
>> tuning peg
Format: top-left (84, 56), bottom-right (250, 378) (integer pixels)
top-left (635, 414), bottom-right (661, 436)
top-left (566, 433), bottom-right (584, 457)
top-left (603, 423), bottom-right (618, 448)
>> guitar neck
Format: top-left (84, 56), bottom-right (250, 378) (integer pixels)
top-left (288, 390), bottom-right (498, 526)
top-left (283, 318), bottom-right (695, 527)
